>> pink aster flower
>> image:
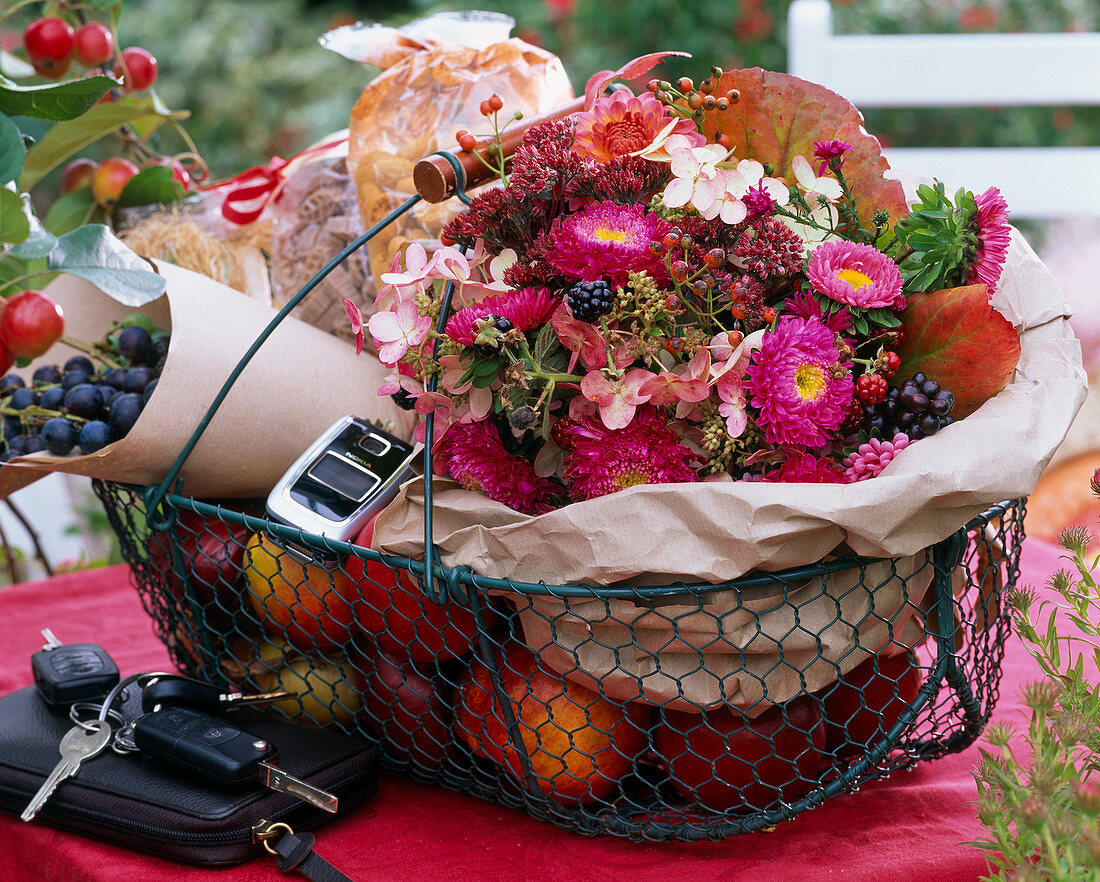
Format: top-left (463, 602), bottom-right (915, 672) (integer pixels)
top-left (742, 181), bottom-right (777, 220)
top-left (812, 139), bottom-right (854, 176)
top-left (580, 367), bottom-right (655, 430)
top-left (444, 287), bottom-right (559, 346)
top-left (842, 433), bottom-right (912, 482)
top-left (368, 298), bottom-right (432, 365)
top-left (573, 90), bottom-right (704, 163)
top-left (784, 289), bottom-right (851, 335)
top-left (562, 406), bottom-right (698, 501)
top-left (434, 421), bottom-right (557, 514)
top-left (760, 453), bottom-right (846, 483)
top-left (807, 240), bottom-right (905, 310)
top-left (745, 315), bottom-right (854, 449)
top-left (967, 186), bottom-right (1011, 294)
top-left (547, 201), bottom-right (669, 288)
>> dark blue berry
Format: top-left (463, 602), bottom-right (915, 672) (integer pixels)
top-left (22, 434), bottom-right (45, 454)
top-left (391, 387), bottom-right (416, 411)
top-left (39, 386), bottom-right (65, 410)
top-left (123, 366), bottom-right (156, 394)
top-left (8, 388), bottom-right (34, 410)
top-left (152, 334), bottom-right (170, 365)
top-left (108, 392), bottom-right (144, 437)
top-left (104, 367), bottom-right (128, 390)
top-left (8, 436), bottom-right (26, 455)
top-left (63, 356), bottom-right (95, 376)
top-left (78, 420), bottom-right (113, 454)
top-left (142, 378), bottom-right (158, 405)
top-left (3, 416), bottom-right (21, 439)
top-left (42, 417), bottom-right (79, 456)
top-left (0, 374), bottom-right (25, 395)
top-left (118, 326), bottom-right (153, 365)
top-left (32, 365), bottom-right (62, 386)
top-left (63, 383), bottom-right (104, 420)
top-left (567, 280), bottom-right (615, 323)
top-left (61, 371), bottom-right (91, 392)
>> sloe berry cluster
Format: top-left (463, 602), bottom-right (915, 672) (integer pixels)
top-left (567, 280), bottom-right (614, 323)
top-left (0, 322), bottom-right (168, 463)
top-left (864, 372), bottom-right (955, 441)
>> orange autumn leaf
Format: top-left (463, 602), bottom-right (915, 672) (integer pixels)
top-left (896, 284), bottom-right (1021, 419)
top-left (702, 68), bottom-right (909, 234)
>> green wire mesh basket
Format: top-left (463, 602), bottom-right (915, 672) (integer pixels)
top-left (93, 177), bottom-right (1025, 842)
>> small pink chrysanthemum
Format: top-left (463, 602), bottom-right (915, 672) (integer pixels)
top-left (745, 315), bottom-right (854, 449)
top-left (444, 287), bottom-right (559, 346)
top-left (434, 421), bottom-right (557, 514)
top-left (760, 453), bottom-right (846, 483)
top-left (562, 406), bottom-right (698, 501)
top-left (967, 186), bottom-right (1011, 294)
top-left (807, 240), bottom-right (904, 310)
top-left (842, 433), bottom-right (912, 482)
top-left (547, 201), bottom-right (669, 288)
top-left (742, 181), bottom-right (777, 220)
top-left (573, 90), bottom-right (704, 163)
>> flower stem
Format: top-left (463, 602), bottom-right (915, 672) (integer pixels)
top-left (59, 335), bottom-right (122, 370)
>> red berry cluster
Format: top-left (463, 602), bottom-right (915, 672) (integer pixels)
top-left (454, 94), bottom-right (506, 153)
top-left (22, 16), bottom-right (156, 90)
top-left (855, 373), bottom-right (889, 405)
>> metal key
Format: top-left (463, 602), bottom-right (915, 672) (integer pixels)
top-left (21, 720), bottom-right (112, 822)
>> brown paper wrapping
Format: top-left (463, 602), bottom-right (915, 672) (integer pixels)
top-left (0, 261), bottom-right (416, 499)
top-left (346, 37), bottom-right (573, 309)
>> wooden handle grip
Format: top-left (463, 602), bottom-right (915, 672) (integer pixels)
top-left (413, 96), bottom-right (586, 203)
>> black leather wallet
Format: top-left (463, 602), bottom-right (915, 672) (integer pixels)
top-left (0, 685), bottom-right (379, 866)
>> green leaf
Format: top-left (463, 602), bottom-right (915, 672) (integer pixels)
top-left (472, 368), bottom-right (501, 388)
top-left (117, 164), bottom-right (184, 208)
top-left (19, 102), bottom-right (178, 190)
top-left (0, 73), bottom-right (119, 122)
top-left (46, 225), bottom-right (166, 306)
top-left (0, 113), bottom-right (24, 185)
top-left (43, 188), bottom-right (98, 236)
top-left (0, 187), bottom-right (30, 244)
top-left (10, 212), bottom-right (57, 259)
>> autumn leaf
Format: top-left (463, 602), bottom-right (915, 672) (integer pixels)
top-left (896, 285), bottom-right (1021, 419)
top-left (703, 68), bottom-right (909, 234)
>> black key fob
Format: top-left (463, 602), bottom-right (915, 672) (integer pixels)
top-left (133, 706), bottom-right (277, 789)
top-left (32, 642), bottom-right (120, 710)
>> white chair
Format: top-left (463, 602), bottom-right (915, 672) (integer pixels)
top-left (787, 0), bottom-right (1100, 219)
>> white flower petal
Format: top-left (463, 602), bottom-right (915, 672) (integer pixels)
top-left (792, 155), bottom-right (815, 190)
top-left (663, 176), bottom-right (695, 208)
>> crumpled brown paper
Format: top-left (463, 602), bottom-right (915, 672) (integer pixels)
top-left (344, 19), bottom-right (573, 309)
top-left (374, 227), bottom-right (1085, 586)
top-left (0, 262), bottom-right (416, 499)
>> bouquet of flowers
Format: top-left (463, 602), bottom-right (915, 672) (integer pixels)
top-left (348, 55), bottom-right (1025, 517)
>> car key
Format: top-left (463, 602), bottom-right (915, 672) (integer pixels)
top-left (31, 629), bottom-right (120, 710)
top-left (21, 720), bottom-right (113, 822)
top-left (140, 675), bottom-right (293, 714)
top-left (132, 706), bottom-right (338, 813)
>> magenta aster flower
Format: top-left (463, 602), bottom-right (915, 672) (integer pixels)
top-left (784, 289), bottom-right (851, 335)
top-left (742, 181), bottom-right (777, 220)
top-left (760, 453), bottom-right (845, 483)
top-left (806, 240), bottom-right (904, 310)
top-left (842, 433), bottom-right (912, 482)
top-left (812, 139), bottom-right (854, 176)
top-left (434, 421), bottom-right (558, 514)
top-left (444, 287), bottom-right (559, 346)
top-left (967, 186), bottom-right (1011, 294)
top-left (562, 406), bottom-right (698, 501)
top-left (745, 315), bottom-right (854, 449)
top-left (547, 201), bottom-right (669, 288)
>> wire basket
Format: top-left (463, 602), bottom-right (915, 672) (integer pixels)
top-left (91, 151), bottom-right (1025, 840)
top-left (93, 477), bottom-right (1022, 841)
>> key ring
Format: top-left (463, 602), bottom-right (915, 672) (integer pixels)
top-left (70, 702), bottom-right (126, 732)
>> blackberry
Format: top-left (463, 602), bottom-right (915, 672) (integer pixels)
top-left (471, 315), bottom-right (514, 357)
top-left (567, 280), bottom-right (614, 323)
top-left (865, 374), bottom-right (955, 440)
top-left (391, 387), bottom-right (417, 411)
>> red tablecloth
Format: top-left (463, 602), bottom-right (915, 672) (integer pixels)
top-left (0, 538), bottom-right (1068, 882)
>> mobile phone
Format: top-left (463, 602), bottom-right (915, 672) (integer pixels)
top-left (265, 416), bottom-right (416, 564)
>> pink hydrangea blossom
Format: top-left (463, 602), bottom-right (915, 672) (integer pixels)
top-left (580, 367), bottom-right (655, 430)
top-left (368, 298), bottom-right (432, 365)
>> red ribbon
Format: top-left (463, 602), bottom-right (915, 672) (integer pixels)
top-left (213, 156), bottom-right (290, 225)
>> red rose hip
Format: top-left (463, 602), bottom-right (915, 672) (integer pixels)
top-left (73, 22), bottom-right (114, 67)
top-left (0, 291), bottom-right (65, 359)
top-left (113, 47), bottom-right (158, 91)
top-left (23, 17), bottom-right (74, 77)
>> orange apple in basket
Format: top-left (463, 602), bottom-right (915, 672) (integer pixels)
top-left (820, 650), bottom-right (924, 756)
top-left (348, 517), bottom-right (493, 664)
top-left (654, 696), bottom-right (827, 812)
top-left (454, 640), bottom-right (653, 804)
top-left (244, 531), bottom-right (356, 652)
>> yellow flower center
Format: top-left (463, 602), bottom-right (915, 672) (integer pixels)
top-left (838, 268), bottom-right (874, 290)
top-left (795, 363), bottom-right (826, 401)
top-left (615, 470), bottom-right (648, 490)
top-left (594, 225), bottom-right (627, 243)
